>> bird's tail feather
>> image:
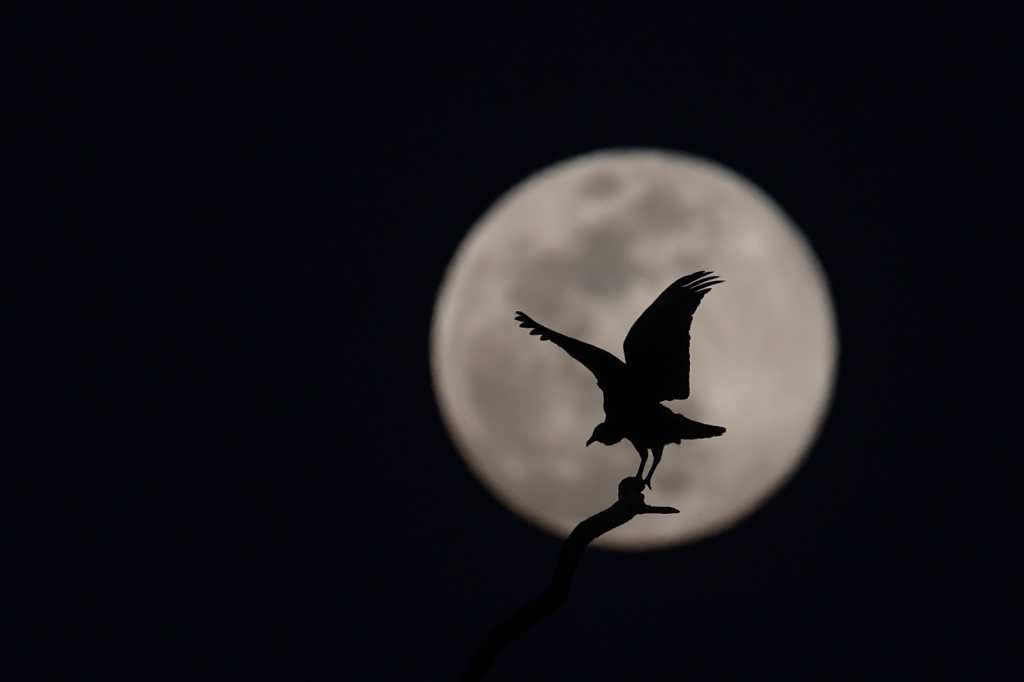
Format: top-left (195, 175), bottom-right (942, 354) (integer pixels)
top-left (671, 414), bottom-right (726, 441)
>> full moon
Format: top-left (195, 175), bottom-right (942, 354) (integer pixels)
top-left (431, 149), bottom-right (837, 549)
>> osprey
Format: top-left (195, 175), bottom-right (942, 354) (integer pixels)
top-left (515, 271), bottom-right (726, 489)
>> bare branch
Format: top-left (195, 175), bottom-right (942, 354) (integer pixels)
top-left (462, 477), bottom-right (679, 681)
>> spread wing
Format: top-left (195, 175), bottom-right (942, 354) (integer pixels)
top-left (622, 271), bottom-right (723, 401)
top-left (514, 311), bottom-right (627, 390)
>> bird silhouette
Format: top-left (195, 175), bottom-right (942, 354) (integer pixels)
top-left (514, 271), bottom-right (726, 489)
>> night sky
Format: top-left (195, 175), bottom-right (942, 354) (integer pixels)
top-left (21, 6), bottom-right (1013, 680)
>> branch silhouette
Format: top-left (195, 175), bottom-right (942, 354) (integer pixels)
top-left (463, 476), bottom-right (678, 681)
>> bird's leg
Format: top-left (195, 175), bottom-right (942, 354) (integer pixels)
top-left (634, 446), bottom-right (648, 481)
top-left (644, 445), bottom-right (664, 490)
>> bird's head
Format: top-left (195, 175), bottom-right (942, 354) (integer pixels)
top-left (586, 422), bottom-right (623, 447)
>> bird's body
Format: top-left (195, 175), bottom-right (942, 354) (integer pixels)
top-left (515, 271), bottom-right (726, 488)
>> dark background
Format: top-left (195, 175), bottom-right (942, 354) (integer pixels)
top-left (19, 5), bottom-right (1013, 680)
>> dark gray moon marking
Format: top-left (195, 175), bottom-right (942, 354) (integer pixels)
top-left (431, 149), bottom-right (838, 550)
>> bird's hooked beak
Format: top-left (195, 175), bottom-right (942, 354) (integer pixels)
top-left (586, 435), bottom-right (596, 447)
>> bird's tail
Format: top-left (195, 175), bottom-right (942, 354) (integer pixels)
top-left (671, 414), bottom-right (726, 442)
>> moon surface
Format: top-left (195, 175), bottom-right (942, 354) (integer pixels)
top-left (431, 149), bottom-right (837, 549)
